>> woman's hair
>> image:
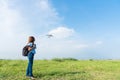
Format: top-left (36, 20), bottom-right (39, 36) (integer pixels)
top-left (28, 36), bottom-right (35, 43)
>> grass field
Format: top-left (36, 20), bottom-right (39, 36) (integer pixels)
top-left (0, 59), bottom-right (120, 80)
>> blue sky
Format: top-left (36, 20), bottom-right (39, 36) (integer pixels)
top-left (0, 0), bottom-right (120, 59)
top-left (53, 0), bottom-right (120, 34)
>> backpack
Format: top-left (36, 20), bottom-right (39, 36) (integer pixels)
top-left (22, 45), bottom-right (29, 56)
top-left (22, 43), bottom-right (34, 56)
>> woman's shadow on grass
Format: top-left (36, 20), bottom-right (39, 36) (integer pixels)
top-left (35, 71), bottom-right (86, 78)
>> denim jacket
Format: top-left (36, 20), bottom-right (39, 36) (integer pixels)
top-left (27, 42), bottom-right (36, 54)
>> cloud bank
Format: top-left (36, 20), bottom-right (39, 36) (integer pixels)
top-left (0, 0), bottom-right (104, 60)
top-left (0, 0), bottom-right (71, 59)
top-left (48, 27), bottom-right (74, 39)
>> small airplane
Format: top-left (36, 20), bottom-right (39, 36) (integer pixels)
top-left (46, 34), bottom-right (54, 38)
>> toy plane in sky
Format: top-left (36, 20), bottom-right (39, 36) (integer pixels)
top-left (46, 34), bottom-right (54, 38)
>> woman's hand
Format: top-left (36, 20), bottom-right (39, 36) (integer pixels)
top-left (28, 47), bottom-right (32, 51)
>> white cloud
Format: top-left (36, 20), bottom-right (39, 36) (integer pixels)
top-left (0, 0), bottom-right (63, 59)
top-left (0, 0), bottom-right (33, 59)
top-left (0, 0), bottom-right (104, 60)
top-left (38, 0), bottom-right (51, 11)
top-left (0, 0), bottom-right (32, 35)
top-left (36, 37), bottom-right (89, 59)
top-left (75, 44), bottom-right (89, 49)
top-left (35, 0), bottom-right (61, 30)
top-left (95, 41), bottom-right (103, 45)
top-left (48, 27), bottom-right (74, 39)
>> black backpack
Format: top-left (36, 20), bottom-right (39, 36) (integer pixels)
top-left (22, 45), bottom-right (29, 56)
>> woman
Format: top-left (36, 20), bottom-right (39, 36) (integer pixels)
top-left (26, 36), bottom-right (36, 79)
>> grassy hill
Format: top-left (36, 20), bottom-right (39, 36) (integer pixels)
top-left (0, 59), bottom-right (120, 80)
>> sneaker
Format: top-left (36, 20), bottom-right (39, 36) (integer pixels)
top-left (30, 76), bottom-right (35, 80)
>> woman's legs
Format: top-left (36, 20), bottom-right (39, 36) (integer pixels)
top-left (26, 52), bottom-right (34, 77)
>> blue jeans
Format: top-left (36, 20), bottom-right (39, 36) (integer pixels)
top-left (26, 52), bottom-right (34, 77)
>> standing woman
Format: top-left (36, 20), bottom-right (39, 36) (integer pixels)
top-left (26, 36), bottom-right (36, 79)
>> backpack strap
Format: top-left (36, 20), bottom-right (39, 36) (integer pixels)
top-left (32, 43), bottom-right (36, 49)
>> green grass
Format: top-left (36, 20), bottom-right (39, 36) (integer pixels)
top-left (0, 59), bottom-right (120, 80)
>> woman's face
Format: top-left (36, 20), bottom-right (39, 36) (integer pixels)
top-left (28, 36), bottom-right (35, 43)
top-left (28, 37), bottom-right (33, 42)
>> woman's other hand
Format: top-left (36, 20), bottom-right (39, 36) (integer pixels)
top-left (28, 47), bottom-right (32, 51)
